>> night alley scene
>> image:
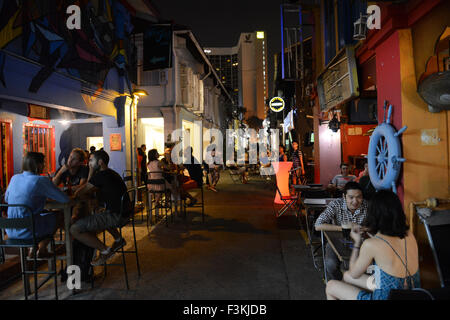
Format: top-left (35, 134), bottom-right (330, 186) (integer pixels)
top-left (0, 0), bottom-right (449, 308)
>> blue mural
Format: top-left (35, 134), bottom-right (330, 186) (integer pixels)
top-left (0, 0), bottom-right (136, 93)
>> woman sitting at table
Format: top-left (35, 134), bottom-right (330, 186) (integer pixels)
top-left (325, 190), bottom-right (420, 300)
top-left (147, 149), bottom-right (174, 205)
top-left (5, 152), bottom-right (69, 258)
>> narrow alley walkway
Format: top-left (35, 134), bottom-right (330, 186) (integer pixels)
top-left (0, 172), bottom-right (325, 300)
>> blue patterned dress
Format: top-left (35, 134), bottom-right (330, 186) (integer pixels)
top-left (357, 235), bottom-right (421, 300)
top-left (357, 263), bottom-right (421, 300)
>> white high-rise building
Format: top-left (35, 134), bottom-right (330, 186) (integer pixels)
top-left (204, 31), bottom-right (269, 121)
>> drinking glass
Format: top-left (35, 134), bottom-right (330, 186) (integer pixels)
top-left (341, 219), bottom-right (352, 242)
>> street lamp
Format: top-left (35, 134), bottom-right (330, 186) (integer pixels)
top-left (133, 89), bottom-right (149, 97)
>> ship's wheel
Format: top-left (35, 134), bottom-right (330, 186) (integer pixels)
top-left (367, 103), bottom-right (407, 193)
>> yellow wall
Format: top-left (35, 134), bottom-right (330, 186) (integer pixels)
top-left (400, 1), bottom-right (450, 287)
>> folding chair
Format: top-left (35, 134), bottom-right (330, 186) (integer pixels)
top-left (0, 204), bottom-right (58, 300)
top-left (416, 209), bottom-right (450, 288)
top-left (272, 161), bottom-right (297, 218)
top-left (274, 186), bottom-right (298, 218)
top-left (289, 166), bottom-right (307, 187)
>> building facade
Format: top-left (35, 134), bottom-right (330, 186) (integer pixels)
top-left (134, 28), bottom-right (232, 162)
top-left (0, 0), bottom-right (158, 189)
top-left (284, 0), bottom-right (449, 288)
top-left (205, 31), bottom-right (269, 122)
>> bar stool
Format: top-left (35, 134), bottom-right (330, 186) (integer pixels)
top-left (147, 172), bottom-right (172, 229)
top-left (96, 188), bottom-right (141, 290)
top-left (183, 184), bottom-right (205, 223)
top-left (0, 204), bottom-right (58, 300)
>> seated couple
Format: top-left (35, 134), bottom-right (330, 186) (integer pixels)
top-left (147, 147), bottom-right (202, 207)
top-left (315, 181), bottom-right (420, 300)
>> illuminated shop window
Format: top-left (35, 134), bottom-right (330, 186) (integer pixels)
top-left (23, 123), bottom-right (55, 174)
top-left (142, 118), bottom-right (165, 155)
top-left (0, 121), bottom-right (13, 189)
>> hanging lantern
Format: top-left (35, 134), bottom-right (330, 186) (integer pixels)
top-left (353, 13), bottom-right (368, 41)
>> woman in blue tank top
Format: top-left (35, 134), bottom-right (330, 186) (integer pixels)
top-left (325, 190), bottom-right (420, 300)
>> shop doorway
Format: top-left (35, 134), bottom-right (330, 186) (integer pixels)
top-left (141, 118), bottom-right (164, 155)
top-left (0, 121), bottom-right (13, 191)
top-left (87, 136), bottom-right (104, 151)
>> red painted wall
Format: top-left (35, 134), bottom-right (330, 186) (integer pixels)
top-left (375, 31), bottom-right (404, 200)
top-left (340, 124), bottom-right (377, 170)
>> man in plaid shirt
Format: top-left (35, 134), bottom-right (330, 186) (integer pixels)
top-left (315, 182), bottom-right (368, 281)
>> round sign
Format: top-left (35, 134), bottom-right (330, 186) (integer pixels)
top-left (269, 97), bottom-right (285, 112)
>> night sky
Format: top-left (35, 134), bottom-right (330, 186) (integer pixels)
top-left (152, 0), bottom-right (285, 97)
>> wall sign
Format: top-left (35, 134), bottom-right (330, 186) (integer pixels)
top-left (110, 134), bottom-right (122, 151)
top-left (269, 97), bottom-right (285, 112)
top-left (143, 25), bottom-right (173, 71)
top-left (317, 46), bottom-right (359, 112)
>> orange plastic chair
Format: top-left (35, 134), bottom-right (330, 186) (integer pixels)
top-left (272, 162), bottom-right (298, 218)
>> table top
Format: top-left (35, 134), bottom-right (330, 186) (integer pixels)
top-left (323, 230), bottom-right (352, 262)
top-left (44, 199), bottom-right (76, 209)
top-left (292, 184), bottom-right (311, 190)
top-left (301, 198), bottom-right (335, 211)
top-left (292, 184), bottom-right (325, 189)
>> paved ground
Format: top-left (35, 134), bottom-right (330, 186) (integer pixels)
top-left (0, 171), bottom-right (326, 300)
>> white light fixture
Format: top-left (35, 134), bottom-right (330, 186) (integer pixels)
top-left (256, 31), bottom-right (265, 39)
top-left (353, 13), bottom-right (368, 40)
top-left (133, 89), bottom-right (149, 97)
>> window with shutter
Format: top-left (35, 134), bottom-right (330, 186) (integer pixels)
top-left (198, 80), bottom-right (204, 114)
top-left (179, 64), bottom-right (189, 104)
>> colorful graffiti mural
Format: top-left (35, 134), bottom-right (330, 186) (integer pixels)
top-left (0, 0), bottom-right (136, 93)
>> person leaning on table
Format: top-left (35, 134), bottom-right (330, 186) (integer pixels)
top-left (5, 152), bottom-right (69, 259)
top-left (325, 190), bottom-right (420, 300)
top-left (70, 150), bottom-right (131, 266)
top-left (314, 181), bottom-right (368, 281)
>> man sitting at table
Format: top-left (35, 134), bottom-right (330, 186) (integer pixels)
top-left (71, 150), bottom-right (131, 266)
top-left (315, 181), bottom-right (368, 281)
top-left (328, 163), bottom-right (356, 196)
top-left (53, 148), bottom-right (89, 223)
